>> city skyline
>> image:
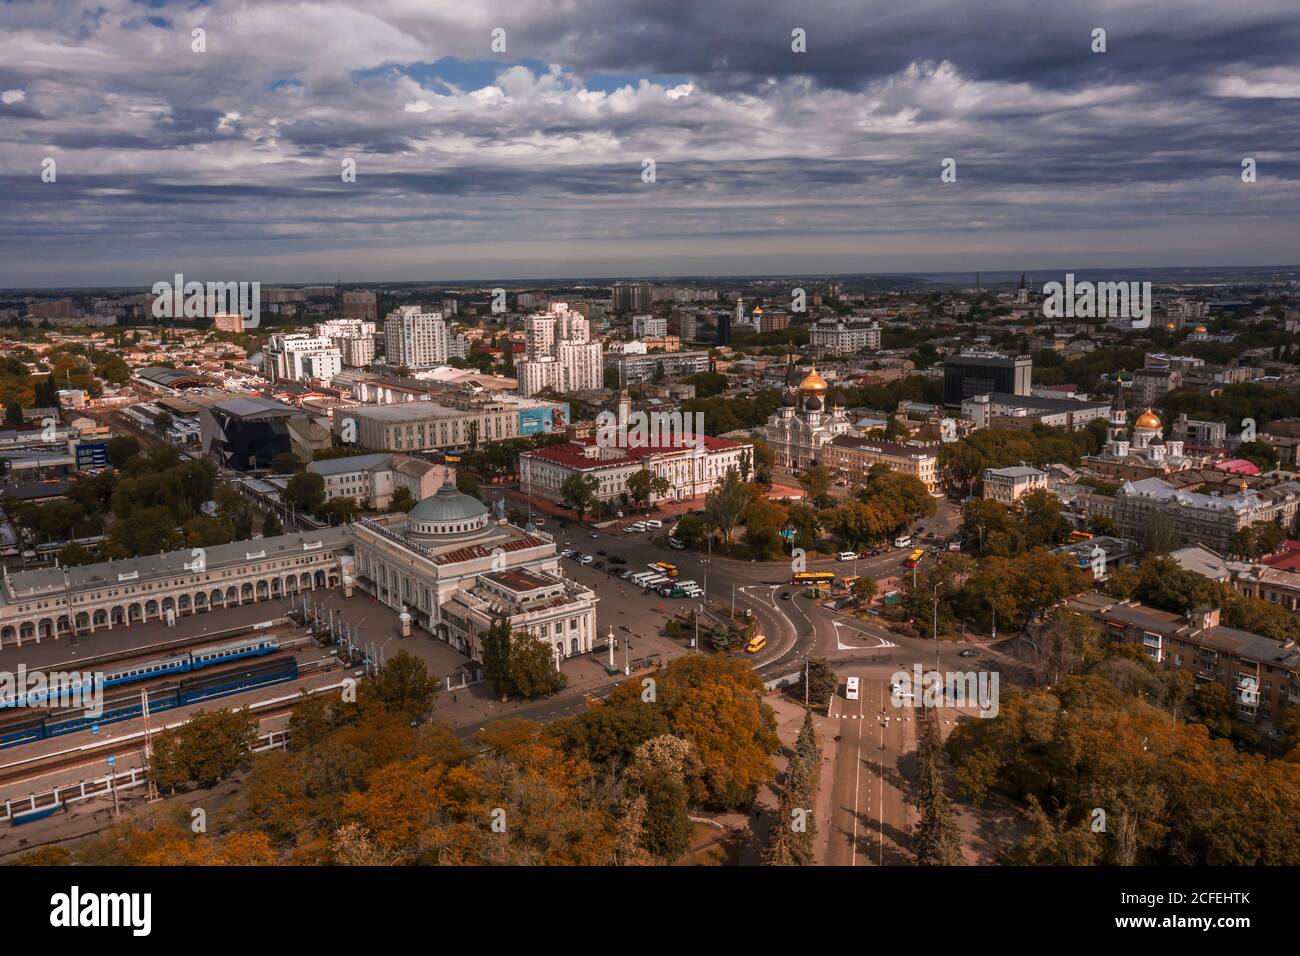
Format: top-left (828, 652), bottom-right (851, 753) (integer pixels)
top-left (2, 0), bottom-right (1299, 287)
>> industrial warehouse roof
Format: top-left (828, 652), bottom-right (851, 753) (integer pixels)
top-left (213, 396), bottom-right (301, 419)
top-left (307, 452), bottom-right (392, 476)
top-left (135, 366), bottom-right (209, 388)
top-left (0, 526), bottom-right (350, 603)
top-left (343, 402), bottom-right (469, 422)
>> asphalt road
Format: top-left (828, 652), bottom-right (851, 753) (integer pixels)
top-left (825, 674), bottom-right (915, 865)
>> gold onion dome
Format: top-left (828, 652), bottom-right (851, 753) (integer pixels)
top-left (1135, 408), bottom-right (1162, 430)
top-left (1194, 325), bottom-right (1208, 333)
top-left (798, 366), bottom-right (829, 397)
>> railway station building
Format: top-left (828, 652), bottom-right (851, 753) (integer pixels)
top-left (350, 480), bottom-right (599, 661)
top-left (0, 528), bottom-right (349, 649)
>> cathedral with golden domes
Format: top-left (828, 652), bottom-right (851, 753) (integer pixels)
top-left (752, 365), bottom-right (853, 471)
top-left (1081, 378), bottom-right (1193, 479)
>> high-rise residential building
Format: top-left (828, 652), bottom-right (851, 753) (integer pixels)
top-left (265, 333), bottom-right (343, 382)
top-left (605, 350), bottom-right (711, 387)
top-left (611, 281), bottom-right (653, 313)
top-left (384, 306), bottom-right (449, 369)
top-left (342, 291), bottom-right (378, 323)
top-left (315, 318), bottom-right (376, 339)
top-left (942, 351), bottom-right (1032, 406)
top-left (631, 314), bottom-right (667, 338)
top-left (314, 318), bottom-right (377, 368)
top-left (517, 302), bottom-right (602, 396)
top-left (338, 336), bottom-right (376, 367)
top-left (810, 319), bottom-right (882, 355)
top-left (515, 292), bottom-right (548, 310)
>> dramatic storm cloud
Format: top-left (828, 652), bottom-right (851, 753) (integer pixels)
top-left (0, 0), bottom-right (1297, 286)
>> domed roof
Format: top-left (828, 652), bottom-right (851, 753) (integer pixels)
top-left (1194, 325), bottom-right (1208, 333)
top-left (780, 390), bottom-right (798, 407)
top-left (1165, 322), bottom-right (1176, 330)
top-left (804, 395), bottom-right (823, 412)
top-left (1135, 408), bottom-right (1162, 430)
top-left (408, 481), bottom-right (489, 525)
top-left (798, 366), bottom-right (829, 397)
top-left (753, 305), bottom-right (764, 314)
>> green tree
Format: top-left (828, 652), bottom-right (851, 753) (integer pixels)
top-left (271, 451), bottom-right (300, 473)
top-left (454, 469), bottom-right (482, 501)
top-left (508, 632), bottom-right (567, 699)
top-left (560, 473), bottom-right (601, 524)
top-left (105, 435), bottom-right (140, 468)
top-left (799, 464), bottom-right (834, 507)
top-left (703, 468), bottom-right (752, 547)
top-left (284, 470), bottom-right (326, 514)
top-left (387, 486), bottom-right (416, 514)
top-left (626, 468), bottom-right (671, 514)
top-left (367, 650), bottom-right (440, 719)
top-left (149, 708), bottom-right (257, 792)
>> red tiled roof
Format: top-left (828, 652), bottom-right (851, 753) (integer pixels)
top-left (526, 435), bottom-right (742, 471)
top-left (435, 535), bottom-right (545, 566)
top-left (1262, 540), bottom-right (1300, 572)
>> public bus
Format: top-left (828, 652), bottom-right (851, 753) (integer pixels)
top-left (651, 561), bottom-right (679, 577)
top-left (904, 549), bottom-right (925, 569)
top-left (840, 574), bottom-right (861, 590)
top-left (1068, 530), bottom-right (1094, 543)
top-left (792, 571), bottom-right (835, 588)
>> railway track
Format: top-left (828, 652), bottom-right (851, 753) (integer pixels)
top-left (0, 673), bottom-right (345, 790)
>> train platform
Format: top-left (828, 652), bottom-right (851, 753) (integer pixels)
top-left (0, 643), bottom-right (339, 770)
top-left (0, 594), bottom-right (311, 673)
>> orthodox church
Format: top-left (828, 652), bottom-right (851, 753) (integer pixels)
top-left (753, 365), bottom-right (853, 471)
top-left (1081, 379), bottom-right (1191, 479)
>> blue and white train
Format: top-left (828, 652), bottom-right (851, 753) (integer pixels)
top-left (0, 635), bottom-right (281, 710)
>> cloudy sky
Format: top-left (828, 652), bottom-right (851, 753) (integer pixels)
top-left (1, 0), bottom-right (1298, 288)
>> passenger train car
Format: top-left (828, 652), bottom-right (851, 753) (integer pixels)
top-left (0, 654), bottom-right (299, 749)
top-left (0, 635), bottom-right (281, 710)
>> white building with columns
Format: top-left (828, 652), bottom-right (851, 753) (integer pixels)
top-left (350, 481), bottom-right (598, 660)
top-left (0, 528), bottom-right (350, 649)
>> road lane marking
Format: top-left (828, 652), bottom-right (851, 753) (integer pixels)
top-left (851, 690), bottom-right (863, 867)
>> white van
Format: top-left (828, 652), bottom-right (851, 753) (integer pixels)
top-left (838, 551), bottom-right (857, 561)
top-left (628, 522), bottom-right (648, 532)
top-left (643, 519), bottom-right (662, 529)
top-left (845, 676), bottom-right (860, 701)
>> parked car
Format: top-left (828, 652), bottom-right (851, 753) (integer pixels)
top-left (578, 554), bottom-right (594, 565)
top-left (596, 549), bottom-right (608, 556)
top-left (959, 648), bottom-right (980, 658)
top-left (745, 635), bottom-right (767, 654)
top-left (609, 555), bottom-right (627, 565)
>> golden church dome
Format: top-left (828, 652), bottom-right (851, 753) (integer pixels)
top-left (1194, 325), bottom-right (1207, 333)
top-left (1134, 408), bottom-right (1162, 430)
top-left (798, 366), bottom-right (829, 397)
